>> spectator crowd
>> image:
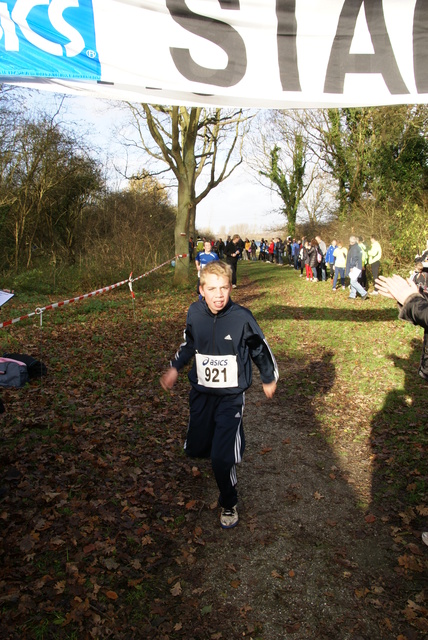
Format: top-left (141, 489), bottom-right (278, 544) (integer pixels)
top-left (284, 234), bottom-right (384, 299)
top-left (189, 235), bottom-right (428, 298)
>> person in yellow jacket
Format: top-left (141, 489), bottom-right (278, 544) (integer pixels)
top-left (368, 235), bottom-right (382, 294)
top-left (332, 241), bottom-right (348, 290)
top-left (244, 238), bottom-right (251, 261)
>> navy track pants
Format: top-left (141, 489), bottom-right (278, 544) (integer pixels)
top-left (184, 388), bottom-right (245, 509)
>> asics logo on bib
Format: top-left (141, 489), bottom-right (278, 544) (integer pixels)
top-left (202, 357), bottom-right (229, 367)
top-left (0, 0), bottom-right (94, 57)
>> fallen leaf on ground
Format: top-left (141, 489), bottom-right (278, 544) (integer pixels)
top-left (271, 570), bottom-right (283, 579)
top-left (260, 447), bottom-right (273, 455)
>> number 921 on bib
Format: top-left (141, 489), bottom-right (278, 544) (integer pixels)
top-left (195, 353), bottom-right (238, 389)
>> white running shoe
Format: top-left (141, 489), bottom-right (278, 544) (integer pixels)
top-left (220, 505), bottom-right (238, 529)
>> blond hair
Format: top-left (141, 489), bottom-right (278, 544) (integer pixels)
top-left (199, 261), bottom-right (232, 286)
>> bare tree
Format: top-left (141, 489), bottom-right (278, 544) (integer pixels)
top-left (122, 105), bottom-right (250, 284)
top-left (247, 110), bottom-right (316, 236)
top-left (300, 175), bottom-right (336, 225)
top-left (0, 106), bottom-right (103, 270)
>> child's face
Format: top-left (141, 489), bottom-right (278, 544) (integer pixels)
top-left (200, 274), bottom-right (231, 314)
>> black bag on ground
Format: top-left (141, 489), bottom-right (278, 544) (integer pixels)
top-left (0, 357), bottom-right (29, 388)
top-left (3, 353), bottom-right (47, 379)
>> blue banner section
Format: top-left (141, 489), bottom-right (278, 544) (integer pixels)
top-left (0, 0), bottom-right (100, 79)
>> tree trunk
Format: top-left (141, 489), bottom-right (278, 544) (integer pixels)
top-left (189, 203), bottom-right (196, 244)
top-left (173, 180), bottom-right (192, 285)
top-left (287, 215), bottom-right (296, 238)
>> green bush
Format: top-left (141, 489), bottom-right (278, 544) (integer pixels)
top-left (389, 202), bottom-right (428, 266)
top-left (11, 269), bottom-right (54, 295)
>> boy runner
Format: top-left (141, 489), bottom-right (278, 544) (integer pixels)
top-left (195, 240), bottom-right (219, 294)
top-left (160, 261), bottom-right (278, 529)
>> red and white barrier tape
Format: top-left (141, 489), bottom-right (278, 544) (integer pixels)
top-left (0, 254), bottom-right (188, 330)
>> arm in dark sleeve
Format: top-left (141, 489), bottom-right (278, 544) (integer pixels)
top-left (224, 241), bottom-right (237, 258)
top-left (355, 246), bottom-right (363, 270)
top-left (399, 293), bottom-right (428, 328)
top-left (170, 316), bottom-right (196, 371)
top-left (243, 322), bottom-right (279, 383)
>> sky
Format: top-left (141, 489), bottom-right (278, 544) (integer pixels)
top-left (194, 163), bottom-right (284, 237)
top-left (27, 91), bottom-right (285, 238)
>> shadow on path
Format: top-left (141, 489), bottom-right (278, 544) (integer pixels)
top-left (369, 339), bottom-right (428, 633)
top-left (185, 350), bottom-right (413, 639)
top-left (254, 304), bottom-right (398, 323)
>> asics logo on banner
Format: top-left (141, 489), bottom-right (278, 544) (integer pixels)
top-left (202, 357), bottom-right (228, 367)
top-left (0, 0), bottom-right (86, 57)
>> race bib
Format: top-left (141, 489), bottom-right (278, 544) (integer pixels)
top-left (195, 353), bottom-right (238, 388)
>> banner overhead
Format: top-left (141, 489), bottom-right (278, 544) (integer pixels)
top-left (0, 0), bottom-right (427, 108)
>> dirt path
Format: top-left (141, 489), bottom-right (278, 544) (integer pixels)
top-left (180, 380), bottom-right (410, 640)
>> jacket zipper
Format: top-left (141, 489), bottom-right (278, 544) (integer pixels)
top-left (212, 315), bottom-right (217, 354)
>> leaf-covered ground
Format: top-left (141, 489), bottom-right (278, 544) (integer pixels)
top-left (0, 263), bottom-right (427, 639)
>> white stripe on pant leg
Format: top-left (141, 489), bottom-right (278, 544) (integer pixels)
top-left (230, 464), bottom-right (237, 487)
top-left (230, 395), bottom-right (244, 488)
top-left (234, 395), bottom-right (245, 464)
top-left (234, 426), bottom-right (242, 463)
